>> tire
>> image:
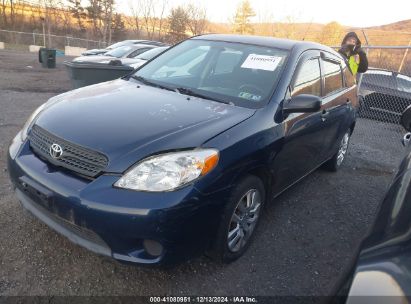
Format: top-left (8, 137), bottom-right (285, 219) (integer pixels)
top-left (208, 175), bottom-right (266, 263)
top-left (324, 130), bottom-right (351, 172)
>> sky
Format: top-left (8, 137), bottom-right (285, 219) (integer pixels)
top-left (117, 0), bottom-right (411, 28)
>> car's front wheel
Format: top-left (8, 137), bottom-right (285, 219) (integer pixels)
top-left (209, 175), bottom-right (265, 263)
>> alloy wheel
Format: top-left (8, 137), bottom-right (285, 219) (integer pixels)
top-left (227, 189), bottom-right (262, 253)
top-left (337, 132), bottom-right (350, 166)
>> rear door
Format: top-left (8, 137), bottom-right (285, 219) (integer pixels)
top-left (319, 52), bottom-right (356, 160)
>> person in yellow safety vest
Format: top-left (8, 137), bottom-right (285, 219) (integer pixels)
top-left (338, 32), bottom-right (368, 76)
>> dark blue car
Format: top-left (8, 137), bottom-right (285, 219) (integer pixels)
top-left (7, 34), bottom-right (358, 265)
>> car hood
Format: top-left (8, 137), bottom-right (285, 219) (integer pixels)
top-left (34, 79), bottom-right (256, 173)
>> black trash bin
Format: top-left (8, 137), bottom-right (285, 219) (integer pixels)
top-left (64, 61), bottom-right (134, 89)
top-left (39, 48), bottom-right (56, 68)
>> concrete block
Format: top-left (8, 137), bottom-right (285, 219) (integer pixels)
top-left (29, 45), bottom-right (43, 52)
top-left (65, 46), bottom-right (87, 57)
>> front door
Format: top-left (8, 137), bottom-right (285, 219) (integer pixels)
top-left (271, 51), bottom-right (328, 194)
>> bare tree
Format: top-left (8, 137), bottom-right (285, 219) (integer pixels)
top-left (156, 0), bottom-right (167, 40)
top-left (185, 2), bottom-right (207, 36)
top-left (128, 0), bottom-right (142, 36)
top-left (101, 0), bottom-right (114, 44)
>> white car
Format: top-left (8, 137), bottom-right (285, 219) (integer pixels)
top-left (73, 45), bottom-right (155, 64)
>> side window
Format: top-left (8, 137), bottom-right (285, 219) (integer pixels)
top-left (323, 60), bottom-right (344, 96)
top-left (292, 58), bottom-right (321, 97)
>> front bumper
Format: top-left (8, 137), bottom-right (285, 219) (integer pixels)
top-left (7, 139), bottom-right (228, 265)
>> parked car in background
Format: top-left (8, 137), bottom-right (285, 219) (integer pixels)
top-left (64, 46), bottom-right (170, 89)
top-left (9, 34), bottom-right (358, 266)
top-left (358, 68), bottom-right (411, 124)
top-left (121, 46), bottom-right (170, 68)
top-left (332, 106), bottom-right (411, 302)
top-left (73, 44), bottom-right (156, 64)
top-left (82, 39), bottom-right (167, 56)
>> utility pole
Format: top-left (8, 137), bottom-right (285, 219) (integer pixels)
top-left (40, 17), bottom-right (46, 47)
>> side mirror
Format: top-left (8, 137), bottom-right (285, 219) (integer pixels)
top-left (283, 94), bottom-right (322, 114)
top-left (401, 105), bottom-right (411, 131)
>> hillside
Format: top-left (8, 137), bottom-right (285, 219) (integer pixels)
top-left (366, 19), bottom-right (411, 32)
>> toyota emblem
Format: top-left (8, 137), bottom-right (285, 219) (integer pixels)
top-left (49, 143), bottom-right (63, 159)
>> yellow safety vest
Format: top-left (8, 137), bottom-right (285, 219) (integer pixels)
top-left (348, 56), bottom-right (359, 76)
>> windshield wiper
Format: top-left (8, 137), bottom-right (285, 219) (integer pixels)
top-left (176, 87), bottom-right (232, 105)
top-left (131, 76), bottom-right (176, 92)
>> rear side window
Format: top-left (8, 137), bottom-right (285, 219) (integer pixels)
top-left (292, 58), bottom-right (321, 97)
top-left (323, 60), bottom-right (344, 96)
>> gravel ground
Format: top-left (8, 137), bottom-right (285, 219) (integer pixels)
top-left (0, 50), bottom-right (405, 296)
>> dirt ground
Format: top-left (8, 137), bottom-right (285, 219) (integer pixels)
top-left (0, 50), bottom-right (404, 296)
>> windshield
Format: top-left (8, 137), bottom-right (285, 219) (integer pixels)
top-left (132, 39), bottom-right (289, 108)
top-left (105, 45), bottom-right (133, 57)
top-left (134, 47), bottom-right (169, 60)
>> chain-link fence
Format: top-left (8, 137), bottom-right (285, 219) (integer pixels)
top-left (345, 45), bottom-right (411, 164)
top-left (0, 29), bottom-right (108, 50)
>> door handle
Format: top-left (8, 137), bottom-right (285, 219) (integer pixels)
top-left (321, 109), bottom-right (329, 121)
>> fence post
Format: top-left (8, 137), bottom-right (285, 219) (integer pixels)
top-left (356, 29), bottom-right (370, 94)
top-left (398, 38), bottom-right (411, 74)
top-left (32, 32), bottom-right (35, 45)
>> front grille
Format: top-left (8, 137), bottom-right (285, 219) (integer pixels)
top-left (29, 125), bottom-right (108, 177)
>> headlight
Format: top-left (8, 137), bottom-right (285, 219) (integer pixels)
top-left (114, 149), bottom-right (219, 192)
top-left (20, 98), bottom-right (58, 141)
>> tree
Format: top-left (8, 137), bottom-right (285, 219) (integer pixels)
top-left (86, 0), bottom-right (103, 40)
top-left (168, 6), bottom-right (189, 43)
top-left (186, 2), bottom-right (208, 36)
top-left (101, 0), bottom-right (114, 44)
top-left (320, 22), bottom-right (344, 46)
top-left (128, 0), bottom-right (142, 36)
top-left (111, 12), bottom-right (126, 41)
top-left (233, 0), bottom-right (255, 35)
top-left (85, 0), bottom-right (114, 43)
top-left (67, 0), bottom-right (87, 32)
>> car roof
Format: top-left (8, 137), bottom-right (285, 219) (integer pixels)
top-left (192, 34), bottom-right (330, 52)
top-left (128, 44), bottom-right (156, 50)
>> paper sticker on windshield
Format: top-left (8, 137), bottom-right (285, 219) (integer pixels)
top-left (241, 54), bottom-right (282, 71)
top-left (239, 92), bottom-right (261, 101)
